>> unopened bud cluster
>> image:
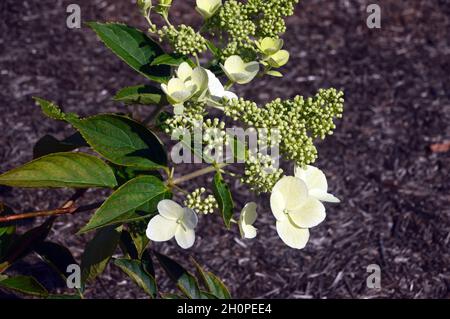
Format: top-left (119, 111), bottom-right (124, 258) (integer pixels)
top-left (184, 188), bottom-right (219, 215)
top-left (224, 88), bottom-right (344, 167)
top-left (157, 25), bottom-right (208, 56)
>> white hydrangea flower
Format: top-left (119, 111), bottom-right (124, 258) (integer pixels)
top-left (146, 199), bottom-right (198, 249)
top-left (161, 62), bottom-right (208, 114)
top-left (270, 176), bottom-right (326, 249)
top-left (294, 165), bottom-right (340, 203)
top-left (238, 202), bottom-right (257, 239)
top-left (205, 69), bottom-right (238, 106)
top-left (196, 0), bottom-right (222, 19)
top-left (221, 55), bottom-right (260, 85)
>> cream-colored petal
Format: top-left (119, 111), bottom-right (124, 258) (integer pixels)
top-left (181, 208), bottom-right (198, 229)
top-left (146, 215), bottom-right (177, 242)
top-left (268, 50), bottom-right (289, 67)
top-left (191, 67), bottom-right (208, 93)
top-left (289, 197), bottom-right (326, 228)
top-left (206, 69), bottom-right (225, 97)
top-left (241, 202), bottom-right (257, 225)
top-left (309, 189), bottom-right (341, 203)
top-left (157, 199), bottom-right (184, 220)
top-left (270, 190), bottom-right (287, 221)
top-left (177, 62), bottom-right (193, 82)
top-left (272, 176), bottom-right (308, 211)
top-left (294, 165), bottom-right (328, 193)
top-left (175, 227), bottom-right (195, 249)
top-left (241, 224), bottom-right (257, 239)
top-left (224, 55), bottom-right (245, 74)
top-left (260, 37), bottom-right (284, 55)
top-left (276, 219), bottom-right (310, 249)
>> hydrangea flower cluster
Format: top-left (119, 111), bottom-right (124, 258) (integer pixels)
top-left (140, 0), bottom-right (344, 250)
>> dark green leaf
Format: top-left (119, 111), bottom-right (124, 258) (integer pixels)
top-left (0, 276), bottom-right (48, 297)
top-left (0, 152), bottom-right (117, 189)
top-left (34, 241), bottom-right (77, 281)
top-left (128, 220), bottom-right (150, 259)
top-left (87, 22), bottom-right (170, 83)
top-left (114, 85), bottom-right (167, 106)
top-left (161, 293), bottom-right (185, 299)
top-left (192, 259), bottom-right (231, 299)
top-left (0, 218), bottom-right (54, 273)
top-left (150, 54), bottom-right (195, 67)
top-left (155, 252), bottom-right (202, 299)
top-left (80, 176), bottom-right (169, 233)
top-left (80, 226), bottom-right (122, 286)
top-left (33, 133), bottom-right (88, 159)
top-left (70, 114), bottom-right (167, 170)
top-left (119, 230), bottom-right (139, 260)
top-left (114, 258), bottom-right (157, 298)
top-left (212, 173), bottom-right (234, 228)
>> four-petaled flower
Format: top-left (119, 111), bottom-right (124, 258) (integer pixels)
top-left (256, 37), bottom-right (290, 69)
top-left (221, 55), bottom-right (260, 85)
top-left (161, 62), bottom-right (208, 114)
top-left (270, 176), bottom-right (326, 249)
top-left (146, 199), bottom-right (198, 249)
top-left (238, 202), bottom-right (258, 239)
top-left (294, 165), bottom-right (340, 203)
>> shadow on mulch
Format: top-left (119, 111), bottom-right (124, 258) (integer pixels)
top-left (0, 0), bottom-right (449, 298)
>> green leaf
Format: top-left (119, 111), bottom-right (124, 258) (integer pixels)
top-left (34, 242), bottom-right (78, 282)
top-left (0, 218), bottom-right (54, 273)
top-left (33, 133), bottom-right (88, 159)
top-left (87, 22), bottom-right (170, 83)
top-left (205, 40), bottom-right (220, 57)
top-left (114, 258), bottom-right (157, 298)
top-left (0, 152), bottom-right (117, 189)
top-left (128, 220), bottom-right (151, 259)
top-left (0, 276), bottom-right (48, 297)
top-left (212, 173), bottom-right (234, 229)
top-left (80, 226), bottom-right (122, 286)
top-left (69, 114), bottom-right (167, 170)
top-left (155, 252), bottom-right (202, 299)
top-left (114, 85), bottom-right (167, 105)
top-left (228, 135), bottom-right (247, 162)
top-left (192, 259), bottom-right (231, 299)
top-left (80, 176), bottom-right (169, 233)
top-left (34, 97), bottom-right (78, 121)
top-left (150, 54), bottom-right (195, 67)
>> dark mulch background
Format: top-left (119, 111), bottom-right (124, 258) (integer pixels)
top-left (1, 0), bottom-right (449, 298)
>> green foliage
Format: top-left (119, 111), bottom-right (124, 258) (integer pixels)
top-left (80, 226), bottom-right (122, 287)
top-left (80, 176), bottom-right (170, 233)
top-left (114, 85), bottom-right (167, 105)
top-left (0, 275), bottom-right (48, 297)
top-left (87, 22), bottom-right (170, 83)
top-left (212, 173), bottom-right (234, 228)
top-left (70, 115), bottom-right (167, 170)
top-left (0, 152), bottom-right (117, 189)
top-left (114, 258), bottom-right (157, 298)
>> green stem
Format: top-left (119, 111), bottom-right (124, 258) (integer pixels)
top-left (171, 163), bottom-right (228, 185)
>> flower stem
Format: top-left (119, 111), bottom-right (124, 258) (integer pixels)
top-left (171, 163), bottom-right (228, 185)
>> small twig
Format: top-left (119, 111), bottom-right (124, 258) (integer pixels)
top-left (0, 190), bottom-right (102, 224)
